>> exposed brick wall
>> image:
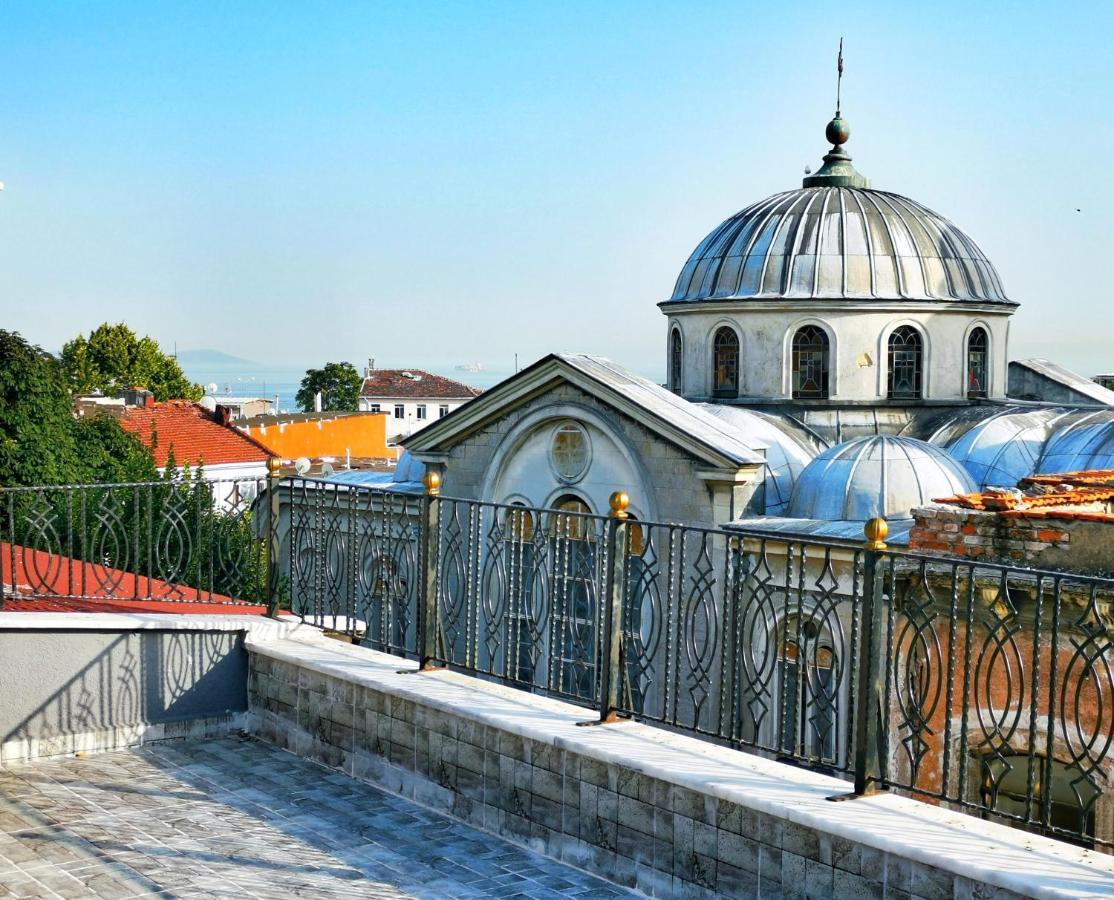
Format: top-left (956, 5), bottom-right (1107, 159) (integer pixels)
top-left (909, 506), bottom-right (1071, 562)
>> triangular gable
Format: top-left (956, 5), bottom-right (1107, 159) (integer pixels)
top-left (404, 353), bottom-right (764, 471)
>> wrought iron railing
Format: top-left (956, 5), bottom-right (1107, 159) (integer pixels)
top-left (282, 474), bottom-right (1114, 851)
top-left (6, 469), bottom-right (1114, 850)
top-left (0, 476), bottom-right (269, 606)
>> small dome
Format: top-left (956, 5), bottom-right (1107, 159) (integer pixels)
top-left (669, 187), bottom-right (1011, 304)
top-left (701, 406), bottom-right (816, 515)
top-left (945, 408), bottom-right (1064, 490)
top-left (1037, 411), bottom-right (1114, 475)
top-left (788, 435), bottom-right (976, 521)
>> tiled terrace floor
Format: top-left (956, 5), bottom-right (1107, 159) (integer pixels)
top-left (0, 737), bottom-right (636, 899)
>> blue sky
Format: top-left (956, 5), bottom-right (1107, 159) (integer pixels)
top-left (0, 1), bottom-right (1111, 379)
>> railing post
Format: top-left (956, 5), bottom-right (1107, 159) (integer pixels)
top-left (264, 457), bottom-right (283, 617)
top-left (852, 516), bottom-right (890, 796)
top-left (417, 470), bottom-right (442, 670)
top-left (583, 490), bottom-right (630, 726)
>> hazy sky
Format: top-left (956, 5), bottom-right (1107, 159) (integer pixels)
top-left (1, 1), bottom-right (1111, 379)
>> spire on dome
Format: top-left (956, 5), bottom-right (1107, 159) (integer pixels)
top-left (803, 39), bottom-right (870, 189)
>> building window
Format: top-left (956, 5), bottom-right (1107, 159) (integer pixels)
top-left (967, 327), bottom-right (989, 399)
top-left (416, 404), bottom-right (427, 421)
top-left (369, 403), bottom-right (381, 414)
top-left (504, 503), bottom-right (540, 683)
top-left (777, 616), bottom-right (837, 763)
top-left (394, 404), bottom-right (405, 419)
top-left (791, 325), bottom-right (830, 399)
top-left (713, 327), bottom-right (739, 398)
top-left (438, 404), bottom-right (450, 418)
top-left (551, 495), bottom-right (597, 700)
top-left (670, 328), bottom-right (683, 394)
top-left (548, 423), bottom-right (591, 483)
top-left (979, 754), bottom-right (1098, 847)
top-left (887, 326), bottom-right (923, 400)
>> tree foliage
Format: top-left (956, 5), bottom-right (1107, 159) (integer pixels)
top-left (296, 361), bottom-right (362, 413)
top-left (61, 323), bottom-right (202, 402)
top-left (0, 330), bottom-right (157, 487)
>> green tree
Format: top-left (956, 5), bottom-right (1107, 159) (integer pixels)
top-left (296, 361), bottom-right (362, 413)
top-left (61, 323), bottom-right (202, 402)
top-left (72, 416), bottom-right (157, 484)
top-left (0, 330), bottom-right (80, 486)
top-left (0, 330), bottom-right (158, 487)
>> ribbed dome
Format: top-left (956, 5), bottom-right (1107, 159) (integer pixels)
top-left (1037, 411), bottom-right (1114, 475)
top-left (945, 408), bottom-right (1063, 490)
top-left (788, 435), bottom-right (976, 521)
top-left (670, 187), bottom-right (1011, 304)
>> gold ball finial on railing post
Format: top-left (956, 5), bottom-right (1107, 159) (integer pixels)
top-left (609, 490), bottom-right (630, 520)
top-left (266, 456), bottom-right (282, 477)
top-left (422, 470), bottom-right (441, 496)
top-left (863, 516), bottom-right (888, 551)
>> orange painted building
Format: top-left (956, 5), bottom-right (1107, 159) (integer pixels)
top-left (236, 411), bottom-right (391, 462)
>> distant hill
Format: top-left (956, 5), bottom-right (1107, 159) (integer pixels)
top-left (176, 349), bottom-right (260, 369)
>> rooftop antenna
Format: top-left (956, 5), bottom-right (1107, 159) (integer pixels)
top-left (835, 37), bottom-right (844, 117)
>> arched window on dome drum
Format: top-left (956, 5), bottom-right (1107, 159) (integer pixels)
top-left (712, 327), bottom-right (739, 398)
top-left (966, 327), bottom-right (989, 399)
top-left (887, 326), bottom-right (923, 400)
top-left (791, 326), bottom-right (830, 399)
top-left (669, 329), bottom-right (683, 394)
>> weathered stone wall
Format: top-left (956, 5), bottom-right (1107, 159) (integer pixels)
top-left (248, 647), bottom-right (1033, 900)
top-left (909, 505), bottom-right (1114, 575)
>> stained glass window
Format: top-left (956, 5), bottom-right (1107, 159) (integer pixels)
top-left (967, 327), bottom-right (988, 399)
top-left (792, 325), bottom-right (830, 399)
top-left (887, 326), bottom-right (923, 400)
top-left (713, 327), bottom-right (739, 397)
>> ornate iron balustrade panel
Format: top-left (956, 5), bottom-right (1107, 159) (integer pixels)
top-left (1, 478), bottom-right (267, 606)
top-left (876, 550), bottom-right (1114, 850)
top-left (286, 478), bottom-right (421, 656)
top-left (614, 523), bottom-right (860, 775)
top-left (431, 496), bottom-right (608, 709)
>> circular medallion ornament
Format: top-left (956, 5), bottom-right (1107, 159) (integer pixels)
top-left (548, 423), bottom-right (591, 483)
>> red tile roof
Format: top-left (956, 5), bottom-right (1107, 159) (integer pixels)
top-left (360, 369), bottom-right (482, 400)
top-left (121, 401), bottom-right (272, 468)
top-left (1, 542), bottom-right (267, 613)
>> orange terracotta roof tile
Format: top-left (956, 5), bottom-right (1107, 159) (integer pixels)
top-left (121, 401), bottom-right (272, 468)
top-left (932, 466), bottom-right (1114, 523)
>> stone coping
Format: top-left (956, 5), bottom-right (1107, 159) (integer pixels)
top-left (0, 611), bottom-right (311, 642)
top-left (247, 633), bottom-right (1114, 900)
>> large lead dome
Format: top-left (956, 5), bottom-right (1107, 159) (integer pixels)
top-left (671, 186), bottom-right (1011, 304)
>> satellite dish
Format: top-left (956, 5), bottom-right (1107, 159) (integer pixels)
top-left (198, 396), bottom-right (217, 412)
top-left (294, 457), bottom-right (312, 475)
top-left (206, 382), bottom-right (218, 394)
top-left (321, 461), bottom-right (336, 477)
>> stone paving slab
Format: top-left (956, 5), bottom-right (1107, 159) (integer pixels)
top-left (0, 736), bottom-right (637, 899)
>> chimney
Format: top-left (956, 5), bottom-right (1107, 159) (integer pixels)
top-left (366, 358), bottom-right (375, 378)
top-left (144, 393), bottom-right (155, 409)
top-left (314, 391), bottom-right (323, 413)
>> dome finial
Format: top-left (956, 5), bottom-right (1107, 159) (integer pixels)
top-left (802, 38), bottom-right (868, 189)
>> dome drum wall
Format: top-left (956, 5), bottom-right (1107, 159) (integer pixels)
top-left (663, 177), bottom-right (1016, 406)
top-left (665, 304), bottom-right (1011, 403)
